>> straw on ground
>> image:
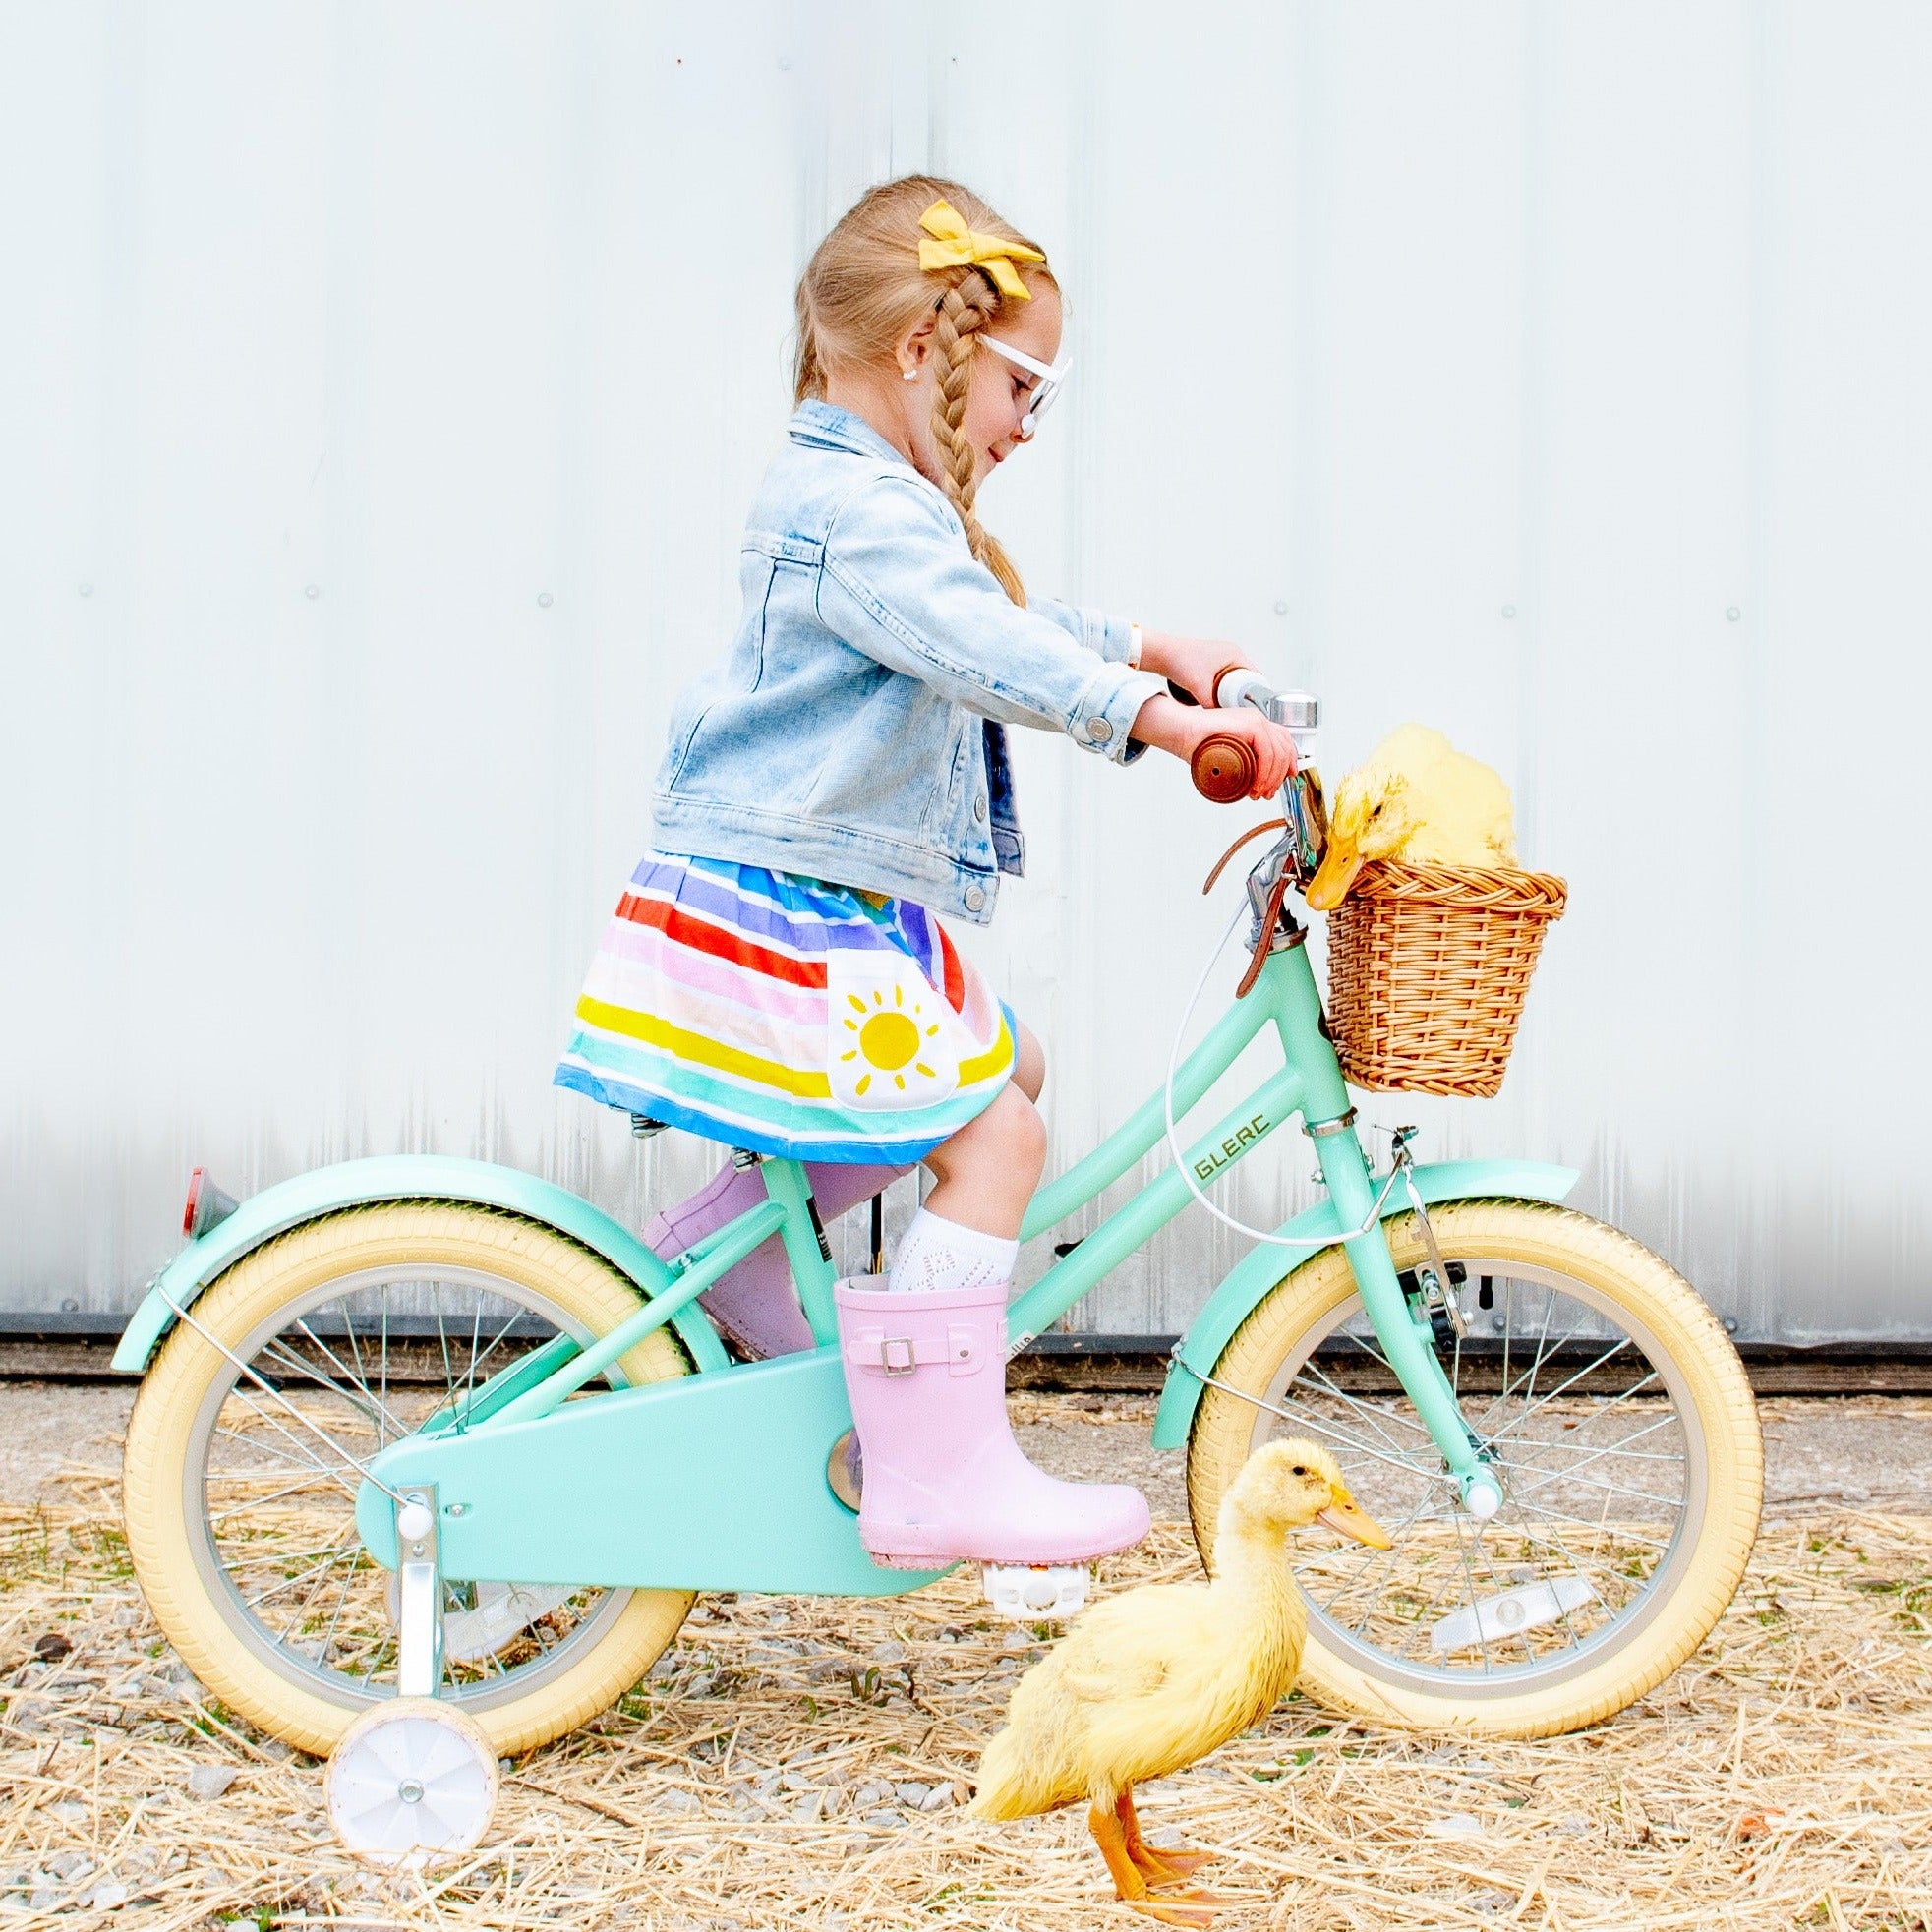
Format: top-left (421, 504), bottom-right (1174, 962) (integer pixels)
top-left (1, 1463), bottom-right (1929, 1929)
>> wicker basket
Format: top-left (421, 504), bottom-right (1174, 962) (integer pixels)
top-left (1324, 860), bottom-right (1568, 1097)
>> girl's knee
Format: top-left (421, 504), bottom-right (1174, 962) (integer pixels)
top-left (1001, 1084), bottom-right (1048, 1170)
top-left (927, 1083), bottom-right (1045, 1186)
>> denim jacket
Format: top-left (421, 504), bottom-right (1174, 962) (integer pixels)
top-left (651, 400), bottom-right (1164, 924)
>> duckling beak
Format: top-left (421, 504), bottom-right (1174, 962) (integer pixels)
top-left (1316, 1492), bottom-right (1393, 1550)
top-left (1304, 841), bottom-right (1364, 911)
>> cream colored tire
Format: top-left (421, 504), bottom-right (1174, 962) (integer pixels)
top-left (123, 1203), bottom-right (695, 1758)
top-left (1186, 1202), bottom-right (1762, 1739)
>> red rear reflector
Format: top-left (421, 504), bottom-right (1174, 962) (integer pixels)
top-left (183, 1168), bottom-right (241, 1241)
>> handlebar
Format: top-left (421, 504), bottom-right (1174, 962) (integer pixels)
top-left (1183, 674), bottom-right (1321, 802)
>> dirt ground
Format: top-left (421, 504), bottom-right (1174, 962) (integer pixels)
top-left (1, 1384), bottom-right (1929, 1929)
top-left (5, 1380), bottom-right (1932, 1517)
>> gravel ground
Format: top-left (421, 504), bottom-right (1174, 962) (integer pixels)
top-left (3, 1379), bottom-right (1930, 1516)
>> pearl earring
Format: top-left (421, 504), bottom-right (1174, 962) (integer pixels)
top-left (902, 367), bottom-right (919, 382)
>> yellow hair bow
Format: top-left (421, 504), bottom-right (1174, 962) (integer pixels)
top-left (916, 198), bottom-right (1045, 302)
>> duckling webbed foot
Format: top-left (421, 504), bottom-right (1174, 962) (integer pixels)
top-left (1116, 1789), bottom-right (1216, 1885)
top-left (1088, 1803), bottom-right (1229, 1925)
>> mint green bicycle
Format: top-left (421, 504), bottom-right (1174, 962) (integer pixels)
top-left (117, 674), bottom-right (1761, 1861)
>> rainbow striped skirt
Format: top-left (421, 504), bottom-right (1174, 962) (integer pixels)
top-left (555, 851), bottom-right (1017, 1164)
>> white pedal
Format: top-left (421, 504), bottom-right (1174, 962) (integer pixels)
top-left (981, 1563), bottom-right (1089, 1621)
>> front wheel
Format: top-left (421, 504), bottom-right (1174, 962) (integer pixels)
top-left (1185, 1200), bottom-right (1762, 1738)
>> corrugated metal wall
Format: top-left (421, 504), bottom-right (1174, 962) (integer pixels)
top-left (4, 2), bottom-right (1927, 1340)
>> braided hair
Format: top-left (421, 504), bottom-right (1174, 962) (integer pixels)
top-left (925, 270), bottom-right (1025, 602)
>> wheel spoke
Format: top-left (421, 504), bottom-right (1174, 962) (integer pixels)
top-left (1297, 1361), bottom-right (1432, 1454)
top-left (450, 1308), bottom-right (539, 1425)
top-left (338, 1307), bottom-right (380, 1445)
top-left (291, 1317), bottom-right (412, 1439)
top-left (433, 1284), bottom-right (458, 1418)
top-left (273, 1539), bottom-right (359, 1641)
top-left (1489, 1357), bottom-right (1657, 1448)
top-left (207, 1474), bottom-right (351, 1522)
top-left (1509, 1495), bottom-right (1671, 1552)
top-left (316, 1547), bottom-right (368, 1664)
top-left (209, 1422), bottom-right (350, 1480)
top-left (1257, 1399), bottom-right (1441, 1479)
top-left (1519, 1291), bottom-right (1561, 1414)
top-left (1502, 1504), bottom-right (1646, 1606)
top-left (212, 1385), bottom-right (378, 1497)
top-left (1505, 1415), bottom-right (1683, 1467)
top-left (258, 1335), bottom-right (395, 1441)
top-left (1504, 1460), bottom-right (1679, 1513)
top-left (243, 1539), bottom-right (360, 1616)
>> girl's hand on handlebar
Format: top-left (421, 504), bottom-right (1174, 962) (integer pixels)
top-left (1136, 631), bottom-right (1256, 708)
top-left (1129, 694), bottom-right (1300, 800)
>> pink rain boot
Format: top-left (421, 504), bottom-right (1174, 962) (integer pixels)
top-left (643, 1159), bottom-right (907, 1360)
top-left (835, 1275), bottom-right (1150, 1569)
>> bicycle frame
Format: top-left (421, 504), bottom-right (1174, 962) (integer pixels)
top-left (507, 935), bottom-right (1469, 1450)
top-left (349, 929), bottom-right (1523, 1593)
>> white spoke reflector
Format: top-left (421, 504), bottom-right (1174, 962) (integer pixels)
top-left (1430, 1575), bottom-right (1597, 1655)
top-left (442, 1581), bottom-right (581, 1663)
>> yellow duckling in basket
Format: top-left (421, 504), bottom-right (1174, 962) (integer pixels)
top-left (1305, 724), bottom-right (1517, 910)
top-left (970, 1441), bottom-right (1390, 1926)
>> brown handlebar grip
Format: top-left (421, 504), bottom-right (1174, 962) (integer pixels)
top-left (1191, 732), bottom-right (1258, 803)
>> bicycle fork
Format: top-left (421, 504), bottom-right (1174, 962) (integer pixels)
top-left (1311, 1122), bottom-right (1503, 1519)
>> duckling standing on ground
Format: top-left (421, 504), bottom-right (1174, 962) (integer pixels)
top-left (1304, 724), bottom-right (1516, 910)
top-left (971, 1442), bottom-right (1391, 1925)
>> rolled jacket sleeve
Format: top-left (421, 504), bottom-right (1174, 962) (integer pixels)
top-left (819, 477), bottom-right (1164, 764)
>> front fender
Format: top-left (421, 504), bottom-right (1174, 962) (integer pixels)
top-left (1149, 1159), bottom-right (1579, 1450)
top-left (109, 1155), bottom-right (732, 1376)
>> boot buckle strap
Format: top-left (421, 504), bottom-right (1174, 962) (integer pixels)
top-left (846, 1324), bottom-right (984, 1376)
top-left (847, 1326), bottom-right (941, 1375)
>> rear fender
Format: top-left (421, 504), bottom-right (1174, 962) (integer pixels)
top-left (109, 1156), bottom-right (732, 1376)
top-left (1149, 1159), bottom-right (1579, 1450)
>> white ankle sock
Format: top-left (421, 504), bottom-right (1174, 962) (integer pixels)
top-left (887, 1209), bottom-right (1018, 1294)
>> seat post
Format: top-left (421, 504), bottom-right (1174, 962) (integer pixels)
top-left (757, 1157), bottom-right (842, 1347)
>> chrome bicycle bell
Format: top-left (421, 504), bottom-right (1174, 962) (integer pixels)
top-left (1268, 690), bottom-right (1319, 766)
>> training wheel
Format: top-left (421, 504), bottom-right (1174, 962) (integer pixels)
top-left (325, 1698), bottom-right (499, 1868)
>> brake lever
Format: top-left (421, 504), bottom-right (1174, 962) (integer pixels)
top-left (1235, 854), bottom-right (1298, 1000)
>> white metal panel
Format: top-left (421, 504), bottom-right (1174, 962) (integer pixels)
top-left (2, 2), bottom-right (1926, 1338)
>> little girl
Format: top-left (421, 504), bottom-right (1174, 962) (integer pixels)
top-left (557, 176), bottom-right (1297, 1571)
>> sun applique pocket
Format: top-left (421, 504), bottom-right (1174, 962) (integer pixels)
top-left (826, 949), bottom-right (965, 1112)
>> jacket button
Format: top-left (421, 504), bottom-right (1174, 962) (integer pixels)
top-left (964, 885), bottom-right (988, 912)
top-left (972, 794), bottom-right (988, 823)
top-left (1086, 716), bottom-right (1114, 744)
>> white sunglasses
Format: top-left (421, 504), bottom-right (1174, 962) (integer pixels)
top-left (979, 333), bottom-right (1074, 439)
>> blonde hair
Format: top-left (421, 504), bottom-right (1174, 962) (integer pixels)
top-left (793, 175), bottom-right (1054, 604)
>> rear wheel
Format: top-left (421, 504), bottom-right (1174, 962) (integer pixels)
top-left (1185, 1201), bottom-right (1762, 1737)
top-left (123, 1202), bottom-right (695, 1757)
